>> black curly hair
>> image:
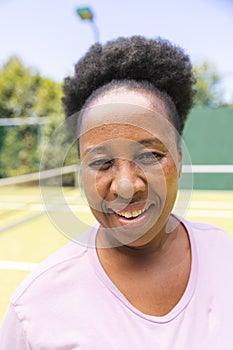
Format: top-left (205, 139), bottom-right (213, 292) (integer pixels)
top-left (62, 35), bottom-right (196, 135)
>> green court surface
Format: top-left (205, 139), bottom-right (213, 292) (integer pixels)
top-left (0, 186), bottom-right (233, 323)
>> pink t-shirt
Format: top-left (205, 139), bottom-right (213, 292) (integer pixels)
top-left (1, 219), bottom-right (233, 349)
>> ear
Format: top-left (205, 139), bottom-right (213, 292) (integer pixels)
top-left (178, 148), bottom-right (182, 178)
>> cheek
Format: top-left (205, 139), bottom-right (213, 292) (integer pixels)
top-left (147, 158), bottom-right (179, 201)
top-left (162, 160), bottom-right (179, 206)
top-left (81, 168), bottom-right (108, 209)
top-left (81, 168), bottom-right (96, 203)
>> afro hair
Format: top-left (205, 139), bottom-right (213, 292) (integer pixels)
top-left (62, 35), bottom-right (196, 134)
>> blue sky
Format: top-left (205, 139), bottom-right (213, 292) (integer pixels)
top-left (0, 0), bottom-right (233, 101)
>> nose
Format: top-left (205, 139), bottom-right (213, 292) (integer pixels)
top-left (110, 160), bottom-right (146, 199)
top-left (116, 179), bottom-right (134, 199)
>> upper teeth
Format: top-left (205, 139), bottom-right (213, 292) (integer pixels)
top-left (117, 208), bottom-right (146, 218)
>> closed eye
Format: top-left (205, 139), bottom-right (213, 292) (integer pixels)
top-left (88, 159), bottom-right (114, 170)
top-left (136, 152), bottom-right (164, 165)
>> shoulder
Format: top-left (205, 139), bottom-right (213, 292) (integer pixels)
top-left (183, 218), bottom-right (233, 270)
top-left (1, 227), bottom-right (105, 347)
top-left (183, 218), bottom-right (232, 244)
top-left (10, 234), bottom-right (91, 306)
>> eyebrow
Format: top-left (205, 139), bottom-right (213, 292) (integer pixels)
top-left (138, 138), bottom-right (166, 147)
top-left (84, 145), bottom-right (107, 155)
top-left (135, 138), bottom-right (168, 153)
top-left (84, 138), bottom-right (167, 156)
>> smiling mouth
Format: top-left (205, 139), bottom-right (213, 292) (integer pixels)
top-left (117, 207), bottom-right (147, 218)
top-left (108, 205), bottom-right (150, 219)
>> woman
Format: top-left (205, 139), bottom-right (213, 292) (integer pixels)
top-left (1, 36), bottom-right (233, 349)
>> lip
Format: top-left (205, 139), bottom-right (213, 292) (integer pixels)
top-left (107, 201), bottom-right (149, 214)
top-left (108, 203), bottom-right (156, 228)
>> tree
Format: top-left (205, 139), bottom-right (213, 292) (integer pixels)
top-left (0, 56), bottom-right (42, 118)
top-left (0, 125), bottom-right (40, 177)
top-left (0, 56), bottom-right (66, 177)
top-left (193, 61), bottom-right (224, 107)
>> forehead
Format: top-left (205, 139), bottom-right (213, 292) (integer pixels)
top-left (79, 88), bottom-right (177, 151)
top-left (81, 88), bottom-right (168, 129)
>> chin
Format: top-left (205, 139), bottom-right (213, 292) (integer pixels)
top-left (98, 220), bottom-right (165, 248)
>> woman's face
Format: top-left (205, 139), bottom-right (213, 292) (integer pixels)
top-left (79, 88), bottom-right (182, 247)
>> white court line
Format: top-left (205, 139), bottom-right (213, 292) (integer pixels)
top-left (177, 201), bottom-right (233, 210)
top-left (0, 203), bottom-right (28, 210)
top-left (189, 201), bottom-right (233, 210)
top-left (182, 164), bottom-right (233, 173)
top-left (185, 209), bottom-right (233, 218)
top-left (1, 202), bottom-right (233, 213)
top-left (0, 203), bottom-right (92, 212)
top-left (0, 260), bottom-right (38, 271)
top-left (1, 200), bottom-right (233, 220)
top-left (0, 195), bottom-right (42, 202)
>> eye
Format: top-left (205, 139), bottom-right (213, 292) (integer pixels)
top-left (88, 159), bottom-right (114, 170)
top-left (136, 152), bottom-right (164, 165)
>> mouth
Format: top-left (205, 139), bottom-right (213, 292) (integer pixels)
top-left (107, 203), bottom-right (153, 223)
top-left (107, 204), bottom-right (156, 234)
top-left (116, 207), bottom-right (148, 219)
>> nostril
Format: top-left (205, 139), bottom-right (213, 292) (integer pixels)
top-left (116, 179), bottom-right (134, 199)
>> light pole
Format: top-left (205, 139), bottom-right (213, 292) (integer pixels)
top-left (76, 6), bottom-right (100, 43)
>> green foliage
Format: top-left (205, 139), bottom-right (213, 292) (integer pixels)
top-left (193, 61), bottom-right (224, 107)
top-left (0, 56), bottom-right (41, 118)
top-left (0, 56), bottom-right (70, 178)
top-left (38, 80), bottom-right (78, 175)
top-left (0, 125), bottom-right (40, 177)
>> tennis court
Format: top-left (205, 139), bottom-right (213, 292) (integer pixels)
top-left (0, 185), bottom-right (233, 323)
